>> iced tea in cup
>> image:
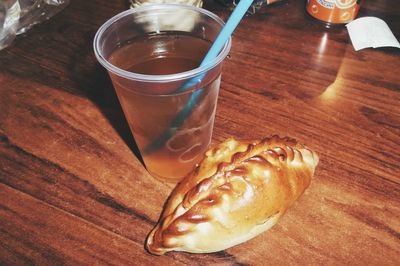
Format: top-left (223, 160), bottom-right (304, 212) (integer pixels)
top-left (93, 4), bottom-right (231, 182)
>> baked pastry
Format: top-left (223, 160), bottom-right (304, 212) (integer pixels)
top-left (146, 135), bottom-right (319, 255)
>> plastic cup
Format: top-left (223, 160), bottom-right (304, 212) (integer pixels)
top-left (94, 4), bottom-right (231, 182)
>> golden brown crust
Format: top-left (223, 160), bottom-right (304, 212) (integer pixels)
top-left (146, 135), bottom-right (319, 255)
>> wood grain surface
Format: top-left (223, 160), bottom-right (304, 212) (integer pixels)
top-left (1, 0), bottom-right (399, 265)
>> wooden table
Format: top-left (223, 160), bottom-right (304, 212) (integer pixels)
top-left (1, 0), bottom-right (399, 264)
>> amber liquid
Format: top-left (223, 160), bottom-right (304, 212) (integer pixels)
top-left (108, 32), bottom-right (221, 182)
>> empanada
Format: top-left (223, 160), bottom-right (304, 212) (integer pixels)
top-left (146, 135), bottom-right (319, 255)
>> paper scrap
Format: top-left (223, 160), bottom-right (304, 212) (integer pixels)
top-left (346, 17), bottom-right (400, 51)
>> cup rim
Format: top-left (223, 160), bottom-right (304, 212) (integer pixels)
top-left (93, 4), bottom-right (232, 83)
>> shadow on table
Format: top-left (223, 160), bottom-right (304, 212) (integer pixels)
top-left (0, 25), bottom-right (144, 167)
top-left (71, 61), bottom-right (145, 167)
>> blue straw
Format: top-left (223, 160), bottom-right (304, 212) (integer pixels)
top-left (143, 0), bottom-right (254, 154)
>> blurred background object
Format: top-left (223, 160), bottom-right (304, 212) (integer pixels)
top-left (129, 0), bottom-right (203, 8)
top-left (306, 0), bottom-right (363, 27)
top-left (0, 0), bottom-right (70, 50)
top-left (129, 0), bottom-right (283, 15)
top-left (218, 0), bottom-right (283, 14)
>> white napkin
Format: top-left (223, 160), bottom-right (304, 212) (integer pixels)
top-left (346, 17), bottom-right (400, 51)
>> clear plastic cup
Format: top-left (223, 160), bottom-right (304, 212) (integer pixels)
top-left (94, 4), bottom-right (231, 182)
